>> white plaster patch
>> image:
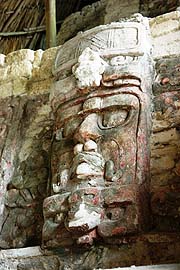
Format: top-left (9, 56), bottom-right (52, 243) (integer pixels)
top-left (60, 169), bottom-right (69, 188)
top-left (0, 246), bottom-right (42, 259)
top-left (76, 162), bottom-right (103, 179)
top-left (72, 47), bottom-right (107, 88)
top-left (69, 203), bottom-right (101, 229)
top-left (52, 183), bottom-right (61, 193)
top-left (0, 54), bottom-right (5, 67)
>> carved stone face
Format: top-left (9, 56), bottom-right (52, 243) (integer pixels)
top-left (52, 90), bottom-right (140, 190)
top-left (42, 19), bottom-right (153, 248)
top-left (43, 87), bottom-right (150, 247)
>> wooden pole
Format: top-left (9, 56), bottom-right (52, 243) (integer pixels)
top-left (45, 0), bottom-right (56, 48)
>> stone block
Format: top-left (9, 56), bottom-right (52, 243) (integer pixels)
top-left (5, 49), bottom-right (34, 65)
top-left (150, 171), bottom-right (176, 188)
top-left (150, 11), bottom-right (180, 59)
top-left (36, 47), bottom-right (58, 80)
top-left (33, 49), bottom-right (44, 68)
top-left (151, 128), bottom-right (180, 147)
top-left (151, 155), bottom-right (175, 174)
top-left (151, 185), bottom-right (180, 217)
top-left (0, 81), bottom-right (13, 98)
top-left (17, 256), bottom-right (60, 270)
top-left (43, 193), bottom-right (70, 219)
top-left (151, 145), bottom-right (178, 159)
top-left (13, 78), bottom-right (28, 96)
top-left (0, 246), bottom-right (43, 259)
top-left (27, 79), bottom-right (53, 95)
top-left (98, 186), bottom-right (138, 238)
top-left (31, 50), bottom-right (45, 80)
top-left (0, 66), bottom-right (8, 81)
top-left (8, 60), bottom-right (33, 80)
top-left (150, 11), bottom-right (180, 38)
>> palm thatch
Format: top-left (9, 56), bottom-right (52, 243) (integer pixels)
top-left (0, 0), bottom-right (96, 55)
top-left (0, 0), bottom-right (45, 54)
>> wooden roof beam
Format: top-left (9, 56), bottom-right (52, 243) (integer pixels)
top-left (45, 0), bottom-right (56, 48)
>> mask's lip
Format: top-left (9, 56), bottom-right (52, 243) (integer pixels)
top-left (102, 74), bottom-right (141, 82)
top-left (70, 151), bottom-right (105, 177)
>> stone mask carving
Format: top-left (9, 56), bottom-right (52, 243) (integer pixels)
top-left (42, 15), bottom-right (154, 248)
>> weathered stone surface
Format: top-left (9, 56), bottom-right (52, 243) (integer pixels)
top-left (153, 57), bottom-right (180, 95)
top-left (5, 49), bottom-right (34, 65)
top-left (13, 78), bottom-right (28, 96)
top-left (57, 8), bottom-right (180, 61)
top-left (0, 48), bottom-right (58, 100)
top-left (8, 60), bottom-right (33, 80)
top-left (150, 55), bottom-right (180, 232)
top-left (140, 0), bottom-right (179, 17)
top-left (152, 94), bottom-right (180, 133)
top-left (0, 253), bottom-right (59, 270)
top-left (43, 16), bottom-right (153, 249)
top-left (0, 66), bottom-right (8, 81)
top-left (151, 128), bottom-right (179, 147)
top-left (0, 95), bottom-right (52, 249)
top-left (0, 11), bottom-right (180, 270)
top-left (32, 47), bottom-right (58, 81)
top-left (104, 0), bottom-right (139, 24)
top-left (150, 11), bottom-right (180, 59)
top-left (0, 81), bottom-right (13, 98)
top-left (0, 246), bottom-right (43, 258)
top-left (151, 185), bottom-right (180, 217)
top-left (0, 51), bottom-right (34, 92)
top-left (0, 240), bottom-right (180, 269)
top-left (27, 78), bottom-right (54, 95)
top-left (57, 0), bottom-right (106, 45)
top-left (33, 49), bottom-right (44, 68)
top-left (99, 264), bottom-right (180, 270)
top-left (17, 256), bottom-right (60, 270)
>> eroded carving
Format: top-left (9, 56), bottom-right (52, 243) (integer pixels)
top-left (0, 97), bottom-right (51, 249)
top-left (42, 16), bottom-right (154, 248)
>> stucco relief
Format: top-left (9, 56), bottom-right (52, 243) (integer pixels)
top-left (42, 16), bottom-right (154, 248)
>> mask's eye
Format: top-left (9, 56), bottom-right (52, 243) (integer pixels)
top-left (100, 109), bottom-right (128, 129)
top-left (110, 56), bottom-right (133, 66)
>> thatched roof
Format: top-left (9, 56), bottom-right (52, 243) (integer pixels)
top-left (0, 0), bottom-right (179, 55)
top-left (0, 0), bottom-right (44, 54)
top-left (0, 0), bottom-right (96, 55)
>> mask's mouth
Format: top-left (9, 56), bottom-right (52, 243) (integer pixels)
top-left (68, 139), bottom-right (105, 187)
top-left (52, 134), bottom-right (126, 194)
top-left (67, 202), bottom-right (102, 232)
top-left (71, 151), bottom-right (105, 180)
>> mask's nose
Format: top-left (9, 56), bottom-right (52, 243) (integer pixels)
top-left (74, 113), bottom-right (101, 143)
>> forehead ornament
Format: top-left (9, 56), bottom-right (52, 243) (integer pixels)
top-left (72, 47), bottom-right (108, 89)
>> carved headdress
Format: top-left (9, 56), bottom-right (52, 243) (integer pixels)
top-left (50, 16), bottom-right (153, 111)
